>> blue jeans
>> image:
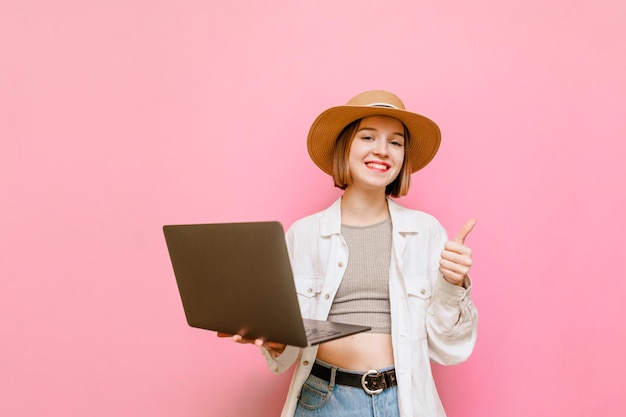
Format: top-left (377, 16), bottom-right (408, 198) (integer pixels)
top-left (294, 361), bottom-right (400, 417)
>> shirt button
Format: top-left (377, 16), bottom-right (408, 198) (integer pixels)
top-left (303, 361), bottom-right (309, 366)
top-left (307, 288), bottom-right (313, 293)
top-left (338, 261), bottom-right (344, 268)
top-left (421, 289), bottom-right (427, 295)
top-left (325, 294), bottom-right (330, 299)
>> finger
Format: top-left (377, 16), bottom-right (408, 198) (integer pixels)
top-left (439, 266), bottom-right (466, 286)
top-left (453, 218), bottom-right (477, 244)
top-left (440, 257), bottom-right (472, 277)
top-left (441, 249), bottom-right (473, 266)
top-left (443, 241), bottom-right (473, 257)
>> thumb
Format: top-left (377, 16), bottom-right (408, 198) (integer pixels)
top-left (453, 218), bottom-right (477, 244)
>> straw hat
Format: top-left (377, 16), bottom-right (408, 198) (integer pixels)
top-left (307, 90), bottom-right (441, 175)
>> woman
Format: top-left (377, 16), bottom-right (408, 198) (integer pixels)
top-left (225, 90), bottom-right (478, 417)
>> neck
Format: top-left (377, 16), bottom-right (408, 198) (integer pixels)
top-left (341, 187), bottom-right (389, 227)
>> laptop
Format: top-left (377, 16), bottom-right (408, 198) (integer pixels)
top-left (163, 221), bottom-right (370, 347)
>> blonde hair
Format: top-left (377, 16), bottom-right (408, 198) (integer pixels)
top-left (332, 119), bottom-right (411, 198)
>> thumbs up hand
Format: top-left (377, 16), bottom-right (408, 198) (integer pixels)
top-left (439, 219), bottom-right (477, 286)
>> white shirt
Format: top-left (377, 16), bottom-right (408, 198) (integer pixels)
top-left (261, 197), bottom-right (478, 417)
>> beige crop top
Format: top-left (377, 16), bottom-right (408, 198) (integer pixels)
top-left (327, 218), bottom-right (392, 333)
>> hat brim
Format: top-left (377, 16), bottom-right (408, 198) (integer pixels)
top-left (307, 105), bottom-right (441, 176)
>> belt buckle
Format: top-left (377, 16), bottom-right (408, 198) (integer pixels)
top-left (361, 370), bottom-right (384, 395)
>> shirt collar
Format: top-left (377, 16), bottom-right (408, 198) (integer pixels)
top-left (319, 197), bottom-right (342, 236)
top-left (319, 196), bottom-right (420, 236)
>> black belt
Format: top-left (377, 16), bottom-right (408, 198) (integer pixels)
top-left (310, 362), bottom-right (397, 395)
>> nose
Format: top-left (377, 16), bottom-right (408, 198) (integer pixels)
top-left (374, 140), bottom-right (389, 157)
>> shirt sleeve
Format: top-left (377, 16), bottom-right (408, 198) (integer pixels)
top-left (260, 344), bottom-right (301, 374)
top-left (426, 273), bottom-right (478, 365)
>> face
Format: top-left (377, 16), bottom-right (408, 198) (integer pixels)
top-left (347, 115), bottom-right (405, 192)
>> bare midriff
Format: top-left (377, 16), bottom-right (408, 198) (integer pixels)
top-left (316, 332), bottom-right (394, 371)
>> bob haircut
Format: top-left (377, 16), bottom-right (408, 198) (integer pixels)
top-left (332, 118), bottom-right (412, 198)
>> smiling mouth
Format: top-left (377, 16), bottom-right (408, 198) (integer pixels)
top-left (366, 162), bottom-right (390, 171)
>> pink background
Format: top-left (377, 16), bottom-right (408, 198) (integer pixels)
top-left (2, 1), bottom-right (625, 416)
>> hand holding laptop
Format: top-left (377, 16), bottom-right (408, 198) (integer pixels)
top-left (217, 332), bottom-right (286, 358)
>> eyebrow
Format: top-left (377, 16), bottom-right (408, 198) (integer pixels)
top-left (357, 127), bottom-right (405, 138)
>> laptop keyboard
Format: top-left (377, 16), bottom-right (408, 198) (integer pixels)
top-left (305, 326), bottom-right (341, 339)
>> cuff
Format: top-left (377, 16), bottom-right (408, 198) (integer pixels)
top-left (260, 344), bottom-right (300, 373)
top-left (436, 273), bottom-right (472, 304)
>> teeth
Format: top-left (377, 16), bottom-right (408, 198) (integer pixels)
top-left (367, 163), bottom-right (388, 170)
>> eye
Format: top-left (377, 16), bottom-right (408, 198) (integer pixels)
top-left (361, 135), bottom-right (375, 141)
top-left (390, 139), bottom-right (404, 147)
